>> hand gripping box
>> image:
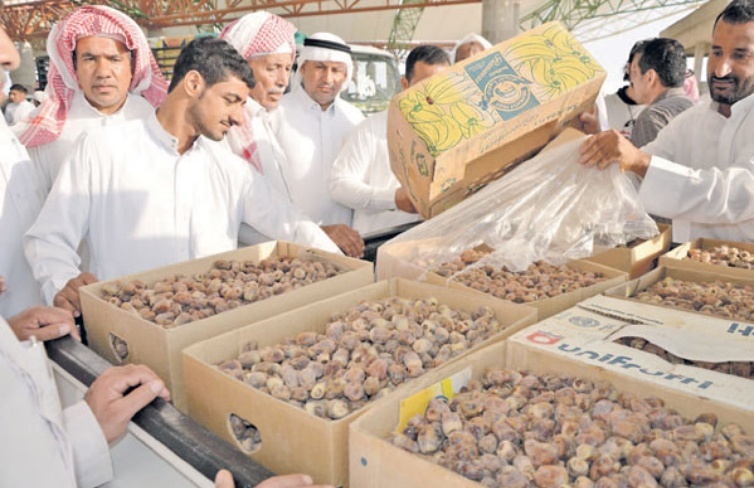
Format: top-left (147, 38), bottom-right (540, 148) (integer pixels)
top-left (183, 279), bottom-right (536, 487)
top-left (349, 339), bottom-right (754, 488)
top-left (388, 22), bottom-right (605, 218)
top-left (80, 241), bottom-right (373, 410)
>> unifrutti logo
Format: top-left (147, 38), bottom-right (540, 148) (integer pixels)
top-left (728, 323), bottom-right (754, 337)
top-left (556, 343), bottom-right (713, 390)
top-left (525, 330), bottom-right (563, 345)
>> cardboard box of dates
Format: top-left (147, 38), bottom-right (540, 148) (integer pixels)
top-left (183, 278), bottom-right (536, 487)
top-left (350, 339), bottom-right (754, 488)
top-left (380, 246), bottom-right (627, 320)
top-left (80, 241), bottom-right (373, 410)
top-left (419, 252), bottom-right (627, 320)
top-left (659, 237), bottom-right (754, 279)
top-left (507, 293), bottom-right (754, 411)
top-left (585, 223), bottom-right (672, 279)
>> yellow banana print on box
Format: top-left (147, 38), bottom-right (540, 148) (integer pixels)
top-left (398, 73), bottom-right (493, 157)
top-left (504, 24), bottom-right (602, 99)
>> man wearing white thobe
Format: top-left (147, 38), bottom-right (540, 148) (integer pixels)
top-left (25, 38), bottom-right (339, 314)
top-left (15, 6), bottom-right (168, 194)
top-left (328, 45), bottom-right (451, 235)
top-left (0, 111), bottom-right (46, 317)
top-left (0, 33), bottom-right (46, 318)
top-left (5, 84), bottom-right (34, 125)
top-left (271, 33), bottom-right (366, 257)
top-left (221, 12), bottom-right (335, 249)
top-left (580, 0), bottom-right (754, 244)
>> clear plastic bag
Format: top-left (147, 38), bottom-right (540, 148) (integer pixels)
top-left (379, 135), bottom-right (658, 280)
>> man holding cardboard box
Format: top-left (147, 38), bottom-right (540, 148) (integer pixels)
top-left (580, 0), bottom-right (754, 244)
top-left (328, 45), bottom-right (451, 235)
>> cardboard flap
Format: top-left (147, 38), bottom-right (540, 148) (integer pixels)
top-left (607, 323), bottom-right (754, 363)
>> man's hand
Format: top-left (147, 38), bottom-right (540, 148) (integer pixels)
top-left (214, 470), bottom-right (234, 488)
top-left (394, 187), bottom-right (418, 214)
top-left (85, 364), bottom-right (170, 444)
top-left (0, 275), bottom-right (7, 296)
top-left (321, 225), bottom-right (365, 258)
top-left (7, 305), bottom-right (79, 342)
top-left (256, 474), bottom-right (333, 488)
top-left (579, 130), bottom-right (652, 177)
top-left (215, 471), bottom-right (334, 488)
top-left (577, 109), bottom-right (600, 135)
top-left (53, 272), bottom-right (98, 316)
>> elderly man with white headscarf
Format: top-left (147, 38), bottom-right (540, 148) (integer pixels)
top-left (220, 12), bottom-right (338, 254)
top-left (452, 33), bottom-right (492, 63)
top-left (270, 33), bottom-right (366, 257)
top-left (15, 5), bottom-right (167, 194)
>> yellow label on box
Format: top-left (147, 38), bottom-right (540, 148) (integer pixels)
top-left (396, 367), bottom-right (473, 432)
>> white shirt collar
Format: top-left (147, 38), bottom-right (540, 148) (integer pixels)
top-left (707, 91), bottom-right (754, 119)
top-left (292, 85), bottom-right (337, 115)
top-left (146, 110), bottom-right (181, 153)
top-left (73, 90), bottom-right (132, 119)
top-left (245, 96), bottom-right (267, 117)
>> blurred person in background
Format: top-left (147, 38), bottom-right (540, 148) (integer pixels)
top-left (626, 37), bottom-right (694, 148)
top-left (452, 33), bottom-right (492, 63)
top-left (5, 83), bottom-right (34, 125)
top-left (598, 41), bottom-right (648, 137)
top-left (684, 68), bottom-right (701, 104)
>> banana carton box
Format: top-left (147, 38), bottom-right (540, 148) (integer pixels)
top-left (388, 22), bottom-right (605, 218)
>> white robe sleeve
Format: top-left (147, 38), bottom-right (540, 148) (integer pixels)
top-left (639, 155), bottom-right (754, 224)
top-left (639, 111), bottom-right (754, 225)
top-left (241, 171), bottom-right (342, 254)
top-left (24, 136), bottom-right (91, 304)
top-left (63, 401), bottom-right (113, 488)
top-left (329, 119), bottom-right (396, 212)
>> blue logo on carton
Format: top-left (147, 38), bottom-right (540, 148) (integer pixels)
top-left (568, 316), bottom-right (601, 328)
top-left (465, 52), bottom-right (540, 122)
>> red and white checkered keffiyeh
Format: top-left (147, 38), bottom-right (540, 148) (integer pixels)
top-left (220, 12), bottom-right (297, 173)
top-left (17, 5), bottom-right (167, 147)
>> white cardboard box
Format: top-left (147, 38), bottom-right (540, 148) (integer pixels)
top-left (508, 294), bottom-right (754, 410)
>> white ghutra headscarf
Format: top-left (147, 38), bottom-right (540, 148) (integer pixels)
top-left (291, 32), bottom-right (353, 95)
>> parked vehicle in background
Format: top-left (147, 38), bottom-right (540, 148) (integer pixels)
top-left (342, 45), bottom-right (401, 115)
